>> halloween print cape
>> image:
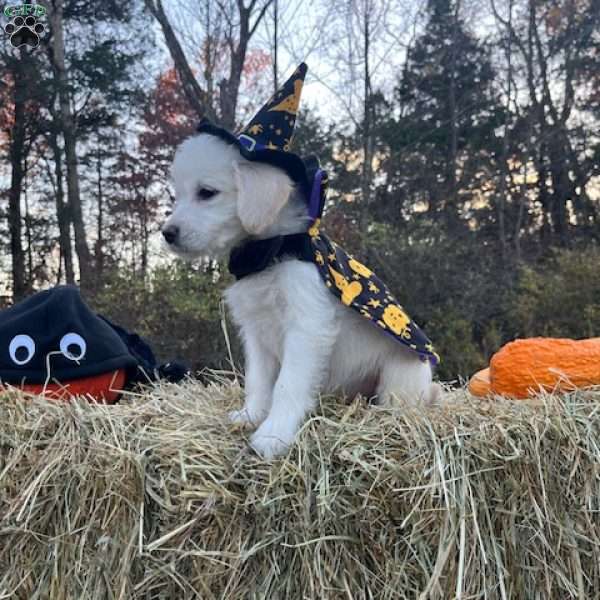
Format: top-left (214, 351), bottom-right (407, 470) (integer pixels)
top-left (308, 223), bottom-right (440, 366)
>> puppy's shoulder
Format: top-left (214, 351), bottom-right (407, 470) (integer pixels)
top-left (225, 258), bottom-right (328, 311)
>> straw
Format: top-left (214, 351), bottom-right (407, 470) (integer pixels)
top-left (0, 378), bottom-right (599, 599)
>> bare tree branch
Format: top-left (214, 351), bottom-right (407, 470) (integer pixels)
top-left (144, 0), bottom-right (214, 120)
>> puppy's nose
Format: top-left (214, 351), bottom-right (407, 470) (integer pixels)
top-left (162, 225), bottom-right (179, 245)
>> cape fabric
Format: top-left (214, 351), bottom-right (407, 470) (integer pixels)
top-left (228, 226), bottom-right (440, 366)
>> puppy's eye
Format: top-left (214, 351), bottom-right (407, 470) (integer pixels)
top-left (197, 187), bottom-right (217, 200)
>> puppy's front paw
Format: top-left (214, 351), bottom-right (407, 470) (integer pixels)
top-left (250, 420), bottom-right (295, 459)
top-left (228, 407), bottom-right (267, 427)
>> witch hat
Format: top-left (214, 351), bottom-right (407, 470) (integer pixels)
top-left (197, 63), bottom-right (311, 194)
top-left (237, 62), bottom-right (306, 152)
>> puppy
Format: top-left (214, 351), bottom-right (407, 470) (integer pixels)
top-left (162, 133), bottom-right (440, 459)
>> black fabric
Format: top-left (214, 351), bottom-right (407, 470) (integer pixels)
top-left (99, 316), bottom-right (189, 384)
top-left (228, 229), bottom-right (440, 365)
top-left (0, 286), bottom-right (190, 386)
top-left (0, 286), bottom-right (137, 384)
top-left (228, 233), bottom-right (313, 279)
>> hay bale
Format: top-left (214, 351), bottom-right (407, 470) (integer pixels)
top-left (0, 380), bottom-right (599, 599)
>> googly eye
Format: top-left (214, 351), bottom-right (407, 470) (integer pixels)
top-left (9, 334), bottom-right (36, 365)
top-left (60, 333), bottom-right (87, 361)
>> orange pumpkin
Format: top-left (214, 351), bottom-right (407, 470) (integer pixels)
top-left (469, 337), bottom-right (600, 399)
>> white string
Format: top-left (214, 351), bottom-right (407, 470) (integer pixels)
top-left (43, 350), bottom-right (81, 394)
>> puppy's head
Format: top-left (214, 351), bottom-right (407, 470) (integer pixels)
top-left (162, 133), bottom-right (294, 259)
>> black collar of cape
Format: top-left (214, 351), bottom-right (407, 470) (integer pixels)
top-left (228, 233), bottom-right (313, 280)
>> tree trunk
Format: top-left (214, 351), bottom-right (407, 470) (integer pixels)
top-left (219, 3), bottom-right (250, 130)
top-left (144, 0), bottom-right (214, 120)
top-left (361, 0), bottom-right (373, 209)
top-left (272, 0), bottom-right (279, 92)
top-left (547, 131), bottom-right (571, 246)
top-left (48, 127), bottom-right (74, 283)
top-left (445, 0), bottom-right (460, 229)
top-left (355, 0), bottom-right (375, 257)
top-left (95, 151), bottom-right (105, 279)
top-left (496, 0), bottom-right (513, 263)
top-left (48, 0), bottom-right (93, 290)
top-left (23, 178), bottom-right (34, 284)
top-left (140, 193), bottom-right (149, 279)
top-left (7, 54), bottom-right (27, 301)
top-left (219, 1), bottom-right (274, 129)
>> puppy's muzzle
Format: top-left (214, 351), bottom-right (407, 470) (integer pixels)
top-left (162, 225), bottom-right (179, 245)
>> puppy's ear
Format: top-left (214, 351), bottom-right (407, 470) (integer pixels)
top-left (234, 161), bottom-right (293, 235)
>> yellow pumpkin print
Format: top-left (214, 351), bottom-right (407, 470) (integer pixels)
top-left (328, 266), bottom-right (362, 306)
top-left (308, 228), bottom-right (439, 365)
top-left (308, 219), bottom-right (321, 237)
top-left (348, 258), bottom-right (373, 279)
top-left (382, 305), bottom-right (411, 336)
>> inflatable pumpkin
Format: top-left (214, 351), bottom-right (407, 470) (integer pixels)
top-left (469, 337), bottom-right (600, 399)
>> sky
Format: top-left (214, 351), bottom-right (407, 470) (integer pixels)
top-left (156, 0), bottom-right (429, 127)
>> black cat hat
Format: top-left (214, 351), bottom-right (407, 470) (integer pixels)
top-left (0, 286), bottom-right (187, 402)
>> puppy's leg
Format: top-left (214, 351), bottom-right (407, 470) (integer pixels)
top-left (250, 328), bottom-right (333, 459)
top-left (229, 330), bottom-right (278, 426)
top-left (376, 351), bottom-right (438, 407)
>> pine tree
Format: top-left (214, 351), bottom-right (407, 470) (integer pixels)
top-left (385, 0), bottom-right (502, 231)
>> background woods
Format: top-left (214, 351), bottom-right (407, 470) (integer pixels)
top-left (1, 0), bottom-right (599, 381)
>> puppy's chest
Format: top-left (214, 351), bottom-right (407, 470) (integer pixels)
top-left (225, 269), bottom-right (288, 331)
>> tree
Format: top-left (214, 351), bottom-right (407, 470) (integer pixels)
top-left (41, 0), bottom-right (152, 289)
top-left (492, 0), bottom-right (600, 248)
top-left (0, 46), bottom-right (47, 299)
top-left (144, 0), bottom-right (274, 128)
top-left (389, 0), bottom-right (502, 233)
top-left (46, 0), bottom-right (93, 289)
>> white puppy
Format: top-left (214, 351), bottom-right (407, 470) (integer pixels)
top-left (163, 133), bottom-right (439, 458)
